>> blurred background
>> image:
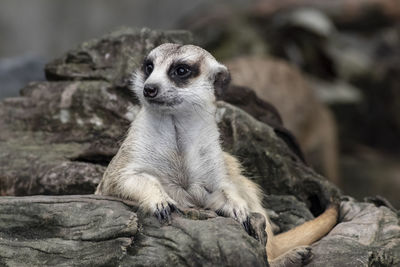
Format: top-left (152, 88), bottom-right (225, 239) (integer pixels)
top-left (0, 0), bottom-right (399, 208)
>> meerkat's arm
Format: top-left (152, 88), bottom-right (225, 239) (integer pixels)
top-left (95, 150), bottom-right (177, 220)
top-left (205, 177), bottom-right (251, 225)
top-left (222, 153), bottom-right (275, 241)
top-left (120, 172), bottom-right (176, 210)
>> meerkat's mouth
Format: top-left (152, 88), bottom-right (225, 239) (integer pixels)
top-left (147, 97), bottom-right (183, 107)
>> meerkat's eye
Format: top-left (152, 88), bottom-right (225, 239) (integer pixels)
top-left (174, 65), bottom-right (191, 78)
top-left (143, 61), bottom-right (154, 76)
top-left (145, 63), bottom-right (154, 75)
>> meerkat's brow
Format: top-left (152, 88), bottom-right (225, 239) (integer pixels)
top-left (142, 56), bottom-right (153, 64)
top-left (170, 59), bottom-right (196, 67)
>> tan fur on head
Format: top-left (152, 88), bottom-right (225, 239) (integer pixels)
top-left (96, 44), bottom-right (338, 266)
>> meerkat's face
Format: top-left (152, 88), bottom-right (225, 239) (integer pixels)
top-left (132, 43), bottom-right (230, 114)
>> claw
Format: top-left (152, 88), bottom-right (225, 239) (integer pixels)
top-left (154, 211), bottom-right (162, 222)
top-left (213, 205), bottom-right (256, 239)
top-left (242, 220), bottom-right (250, 234)
top-left (245, 216), bottom-right (260, 241)
top-left (168, 203), bottom-right (183, 215)
top-left (215, 209), bottom-right (224, 216)
top-left (243, 216), bottom-right (254, 236)
top-left (154, 201), bottom-right (176, 224)
top-left (168, 203), bottom-right (176, 211)
top-left (233, 209), bottom-right (238, 220)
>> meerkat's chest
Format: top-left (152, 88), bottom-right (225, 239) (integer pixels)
top-left (131, 116), bottom-right (213, 184)
top-left (129, 113), bottom-right (225, 206)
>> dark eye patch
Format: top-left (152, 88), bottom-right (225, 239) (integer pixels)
top-left (168, 61), bottom-right (200, 87)
top-left (141, 58), bottom-right (154, 78)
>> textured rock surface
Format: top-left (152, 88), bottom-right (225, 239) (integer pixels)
top-left (0, 195), bottom-right (138, 267)
top-left (0, 195), bottom-right (398, 267)
top-left (0, 28), bottom-right (399, 266)
top-left (45, 27), bottom-right (193, 88)
top-left (310, 197), bottom-right (400, 267)
top-left (0, 195), bottom-right (268, 267)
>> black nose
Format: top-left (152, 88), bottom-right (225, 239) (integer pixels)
top-left (143, 84), bottom-right (159, 98)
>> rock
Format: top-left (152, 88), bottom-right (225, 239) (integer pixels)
top-left (216, 84), bottom-right (284, 128)
top-left (272, 8), bottom-right (335, 38)
top-left (0, 195), bottom-right (138, 267)
top-left (216, 84), bottom-right (307, 164)
top-left (309, 77), bottom-right (363, 105)
top-left (352, 27), bottom-right (400, 151)
top-left (326, 26), bottom-right (400, 157)
top-left (0, 81), bottom-right (134, 142)
top-left (263, 195), bottom-right (314, 234)
top-left (339, 149), bottom-right (400, 209)
top-left (224, 56), bottom-right (339, 184)
top-left (45, 27), bottom-right (193, 88)
top-left (328, 33), bottom-right (375, 81)
top-left (0, 80), bottom-right (132, 196)
top-left (178, 5), bottom-right (269, 61)
top-left (309, 197), bottom-right (400, 266)
top-left (266, 8), bottom-right (336, 80)
top-left (250, 0), bottom-right (400, 31)
top-left (0, 195), bottom-right (268, 267)
top-left (0, 195), bottom-right (398, 266)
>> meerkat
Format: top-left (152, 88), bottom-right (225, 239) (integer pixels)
top-left (95, 44), bottom-right (338, 266)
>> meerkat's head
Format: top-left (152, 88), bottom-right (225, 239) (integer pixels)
top-left (132, 43), bottom-right (230, 114)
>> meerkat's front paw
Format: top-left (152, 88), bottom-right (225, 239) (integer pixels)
top-left (141, 195), bottom-right (179, 224)
top-left (214, 198), bottom-right (255, 236)
top-left (153, 201), bottom-right (179, 223)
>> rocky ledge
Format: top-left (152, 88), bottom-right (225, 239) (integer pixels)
top-left (0, 28), bottom-right (399, 266)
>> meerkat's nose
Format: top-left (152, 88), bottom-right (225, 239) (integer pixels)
top-left (143, 84), bottom-right (159, 98)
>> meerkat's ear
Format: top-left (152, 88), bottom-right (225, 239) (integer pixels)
top-left (213, 64), bottom-right (231, 97)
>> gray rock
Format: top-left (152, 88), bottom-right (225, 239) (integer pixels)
top-left (340, 152), bottom-right (400, 210)
top-left (0, 81), bottom-right (131, 196)
top-left (272, 8), bottom-right (335, 38)
top-left (0, 195), bottom-right (398, 267)
top-left (309, 77), bottom-right (363, 105)
top-left (0, 195), bottom-right (138, 267)
top-left (263, 195), bottom-right (314, 234)
top-left (0, 195), bottom-right (268, 267)
top-left (45, 27), bottom-right (193, 88)
top-left (309, 197), bottom-right (400, 267)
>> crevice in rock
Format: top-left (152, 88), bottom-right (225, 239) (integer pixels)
top-left (308, 194), bottom-right (323, 217)
top-left (70, 153), bottom-right (113, 166)
top-left (274, 127), bottom-right (307, 164)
